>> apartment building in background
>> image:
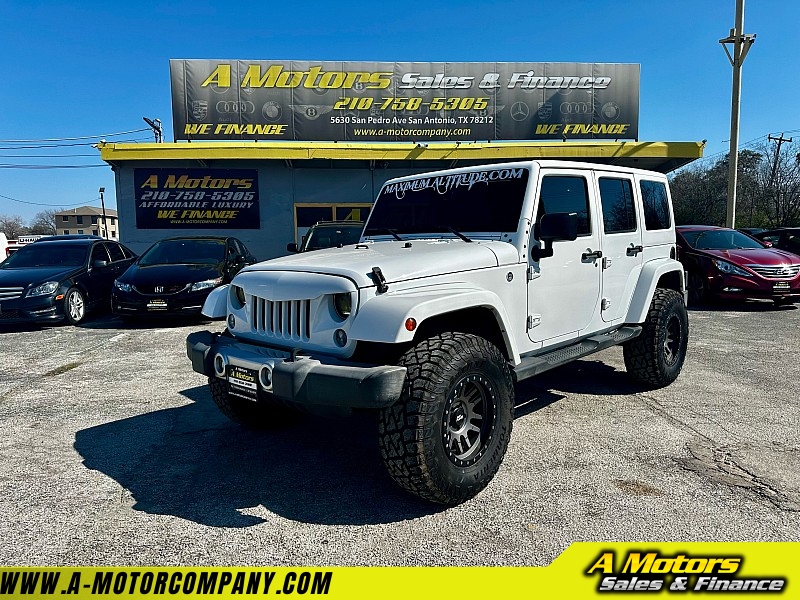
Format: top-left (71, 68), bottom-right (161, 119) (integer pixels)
top-left (55, 206), bottom-right (119, 240)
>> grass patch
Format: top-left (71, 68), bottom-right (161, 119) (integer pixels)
top-left (45, 362), bottom-right (82, 377)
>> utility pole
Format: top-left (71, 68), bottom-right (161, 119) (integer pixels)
top-left (720, 0), bottom-right (756, 229)
top-left (768, 133), bottom-right (792, 187)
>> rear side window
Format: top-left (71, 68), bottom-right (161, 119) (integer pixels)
top-left (91, 243), bottom-right (111, 264)
top-left (105, 242), bottom-right (125, 262)
top-left (640, 180), bottom-right (671, 230)
top-left (537, 175), bottom-right (591, 236)
top-left (598, 177), bottom-right (636, 234)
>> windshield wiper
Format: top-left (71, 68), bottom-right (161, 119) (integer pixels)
top-left (435, 225), bottom-right (473, 243)
top-left (367, 227), bottom-right (404, 241)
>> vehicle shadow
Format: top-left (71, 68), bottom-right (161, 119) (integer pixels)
top-left (78, 314), bottom-right (219, 330)
top-left (514, 358), bottom-right (645, 418)
top-left (688, 299), bottom-right (797, 313)
top-left (73, 385), bottom-right (441, 528)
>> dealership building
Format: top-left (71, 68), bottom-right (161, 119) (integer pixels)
top-left (100, 60), bottom-right (703, 260)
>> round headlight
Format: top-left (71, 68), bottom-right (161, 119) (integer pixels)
top-left (333, 293), bottom-right (352, 320)
top-left (232, 285), bottom-right (246, 308)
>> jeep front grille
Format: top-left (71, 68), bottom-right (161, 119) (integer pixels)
top-left (745, 264), bottom-right (800, 279)
top-left (0, 287), bottom-right (24, 300)
top-left (252, 297), bottom-right (311, 342)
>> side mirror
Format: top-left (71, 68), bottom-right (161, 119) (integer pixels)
top-left (531, 212), bottom-right (578, 261)
top-left (93, 260), bottom-right (108, 268)
top-left (763, 240), bottom-right (773, 248)
top-left (286, 242), bottom-right (299, 253)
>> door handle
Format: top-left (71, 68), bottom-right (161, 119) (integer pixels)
top-left (627, 244), bottom-right (643, 256)
top-left (581, 249), bottom-right (603, 261)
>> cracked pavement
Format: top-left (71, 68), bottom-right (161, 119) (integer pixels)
top-left (0, 301), bottom-right (798, 566)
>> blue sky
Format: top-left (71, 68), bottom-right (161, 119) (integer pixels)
top-left (0, 0), bottom-right (797, 223)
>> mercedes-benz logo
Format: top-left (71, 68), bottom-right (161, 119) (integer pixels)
top-left (510, 101), bottom-right (530, 121)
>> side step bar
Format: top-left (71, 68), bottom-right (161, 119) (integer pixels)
top-left (512, 325), bottom-right (642, 382)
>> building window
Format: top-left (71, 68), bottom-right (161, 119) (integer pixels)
top-left (64, 229), bottom-right (70, 234)
top-left (61, 215), bottom-right (69, 222)
top-left (111, 230), bottom-right (116, 237)
top-left (77, 216), bottom-right (84, 225)
top-left (110, 217), bottom-right (116, 225)
top-left (91, 216), bottom-right (98, 224)
top-left (77, 230), bottom-right (84, 234)
top-left (92, 230), bottom-right (98, 236)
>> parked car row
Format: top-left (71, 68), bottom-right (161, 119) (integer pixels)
top-left (0, 221), bottom-right (367, 327)
top-left (0, 235), bottom-right (256, 325)
top-left (2, 222), bottom-right (797, 327)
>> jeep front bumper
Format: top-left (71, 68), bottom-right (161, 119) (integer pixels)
top-left (186, 330), bottom-right (407, 409)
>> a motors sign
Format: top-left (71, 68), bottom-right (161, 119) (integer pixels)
top-left (170, 60), bottom-right (640, 142)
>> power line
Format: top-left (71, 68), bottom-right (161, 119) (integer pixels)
top-left (0, 128), bottom-right (150, 143)
top-left (0, 136), bottom-right (151, 150)
top-left (0, 164), bottom-right (107, 169)
top-left (0, 193), bottom-right (102, 208)
top-left (0, 153), bottom-right (100, 158)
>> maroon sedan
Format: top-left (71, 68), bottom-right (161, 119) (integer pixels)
top-left (676, 225), bottom-right (800, 306)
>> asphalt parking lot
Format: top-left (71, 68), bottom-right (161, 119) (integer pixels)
top-left (0, 301), bottom-right (798, 567)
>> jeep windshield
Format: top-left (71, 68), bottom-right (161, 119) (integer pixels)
top-left (364, 167), bottom-right (529, 237)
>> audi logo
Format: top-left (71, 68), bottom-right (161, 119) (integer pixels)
top-left (216, 101), bottom-right (255, 114)
top-left (559, 102), bottom-right (593, 115)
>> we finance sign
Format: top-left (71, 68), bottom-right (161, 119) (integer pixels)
top-left (170, 60), bottom-right (640, 142)
top-left (134, 169), bottom-right (260, 229)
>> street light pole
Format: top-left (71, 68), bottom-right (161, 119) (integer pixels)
top-left (99, 186), bottom-right (108, 239)
top-left (720, 0), bottom-right (756, 228)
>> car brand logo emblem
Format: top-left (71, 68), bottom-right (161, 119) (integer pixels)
top-left (601, 101), bottom-right (621, 121)
top-left (262, 101), bottom-right (282, 122)
top-left (155, 286), bottom-right (164, 293)
top-left (215, 100), bottom-right (255, 114)
top-left (511, 101), bottom-right (530, 121)
top-left (537, 102), bottom-right (552, 120)
top-left (191, 101), bottom-right (208, 121)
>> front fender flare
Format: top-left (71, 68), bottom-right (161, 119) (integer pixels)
top-left (349, 287), bottom-right (520, 363)
top-left (202, 284), bottom-right (229, 318)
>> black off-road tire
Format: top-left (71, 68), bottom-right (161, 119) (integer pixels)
top-left (208, 377), bottom-right (300, 429)
top-left (623, 288), bottom-right (689, 388)
top-left (378, 332), bottom-right (514, 505)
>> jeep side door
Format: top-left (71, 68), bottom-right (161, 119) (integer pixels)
top-left (527, 170), bottom-right (602, 345)
top-left (595, 174), bottom-right (643, 323)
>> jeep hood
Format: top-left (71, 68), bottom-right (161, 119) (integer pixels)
top-left (242, 240), bottom-right (520, 287)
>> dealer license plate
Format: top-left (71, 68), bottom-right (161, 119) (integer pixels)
top-left (227, 365), bottom-right (258, 401)
top-left (146, 299), bottom-right (168, 310)
top-left (774, 282), bottom-right (790, 291)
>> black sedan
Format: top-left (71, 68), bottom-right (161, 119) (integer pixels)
top-left (753, 228), bottom-right (800, 257)
top-left (112, 236), bottom-right (257, 319)
top-left (0, 237), bottom-right (136, 325)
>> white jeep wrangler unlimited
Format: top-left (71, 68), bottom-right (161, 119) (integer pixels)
top-left (187, 160), bottom-right (688, 505)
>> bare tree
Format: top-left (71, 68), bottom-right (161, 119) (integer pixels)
top-left (761, 139), bottom-right (800, 227)
top-left (0, 214), bottom-right (28, 239)
top-left (28, 209), bottom-right (59, 235)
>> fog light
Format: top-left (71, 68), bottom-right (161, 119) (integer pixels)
top-left (227, 314), bottom-right (236, 329)
top-left (334, 329), bottom-right (348, 347)
top-left (213, 353), bottom-right (226, 377)
top-left (259, 366), bottom-right (273, 389)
